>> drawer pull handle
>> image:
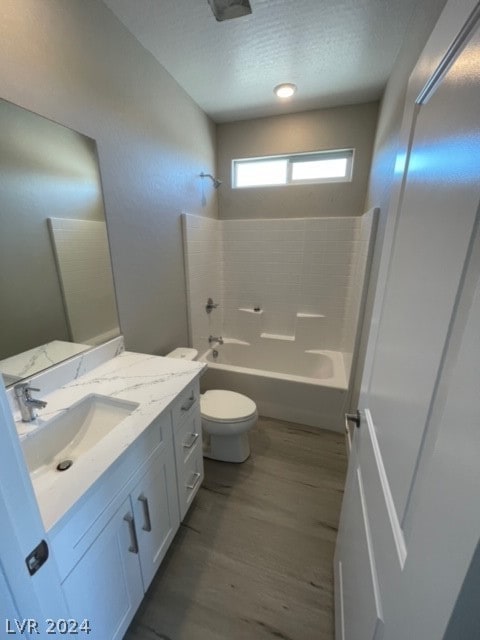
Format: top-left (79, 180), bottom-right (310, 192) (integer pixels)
top-left (138, 494), bottom-right (152, 532)
top-left (183, 432), bottom-right (199, 449)
top-left (123, 513), bottom-right (139, 554)
top-left (181, 394), bottom-right (195, 412)
top-left (186, 472), bottom-right (201, 490)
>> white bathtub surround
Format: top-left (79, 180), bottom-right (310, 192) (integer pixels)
top-left (341, 208), bottom-right (377, 366)
top-left (182, 214), bottom-right (223, 354)
top-left (222, 217), bottom-right (306, 340)
top-left (16, 350), bottom-right (205, 531)
top-left (183, 212), bottom-right (375, 357)
top-left (200, 340), bottom-right (347, 431)
top-left (182, 212), bottom-right (376, 431)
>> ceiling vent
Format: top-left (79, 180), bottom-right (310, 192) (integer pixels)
top-left (207, 0), bottom-right (252, 22)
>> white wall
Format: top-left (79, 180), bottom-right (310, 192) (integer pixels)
top-left (0, 0), bottom-right (218, 358)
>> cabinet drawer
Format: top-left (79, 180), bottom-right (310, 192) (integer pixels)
top-left (172, 380), bottom-right (200, 427)
top-left (175, 412), bottom-right (202, 466)
top-left (178, 445), bottom-right (204, 520)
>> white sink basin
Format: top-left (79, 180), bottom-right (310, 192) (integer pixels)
top-left (22, 394), bottom-right (139, 475)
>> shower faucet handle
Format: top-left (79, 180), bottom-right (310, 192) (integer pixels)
top-left (205, 297), bottom-right (219, 313)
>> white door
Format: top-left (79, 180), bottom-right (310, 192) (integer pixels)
top-left (335, 2), bottom-right (480, 638)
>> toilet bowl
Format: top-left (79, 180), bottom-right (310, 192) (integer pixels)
top-left (201, 389), bottom-right (257, 463)
top-left (166, 348), bottom-right (258, 463)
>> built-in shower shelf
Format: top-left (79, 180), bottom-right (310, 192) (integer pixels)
top-left (238, 308), bottom-right (264, 314)
top-left (260, 333), bottom-right (295, 341)
top-left (296, 313), bottom-right (325, 318)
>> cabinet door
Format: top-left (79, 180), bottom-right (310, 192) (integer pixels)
top-left (132, 450), bottom-right (180, 590)
top-left (62, 497), bottom-right (143, 640)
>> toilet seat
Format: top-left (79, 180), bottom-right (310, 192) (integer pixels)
top-left (201, 389), bottom-right (257, 423)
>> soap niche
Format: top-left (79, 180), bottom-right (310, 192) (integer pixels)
top-left (234, 308), bottom-right (326, 348)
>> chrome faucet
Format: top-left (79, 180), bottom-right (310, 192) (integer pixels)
top-left (208, 335), bottom-right (224, 346)
top-left (14, 383), bottom-right (48, 422)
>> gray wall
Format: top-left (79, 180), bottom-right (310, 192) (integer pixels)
top-left (0, 0), bottom-right (218, 357)
top-left (349, 0), bottom-right (448, 407)
top-left (216, 103), bottom-right (379, 219)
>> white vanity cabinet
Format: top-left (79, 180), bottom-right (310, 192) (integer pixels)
top-left (61, 448), bottom-right (179, 640)
top-left (50, 410), bottom-right (180, 639)
top-left (48, 375), bottom-right (204, 640)
top-left (171, 380), bottom-right (204, 520)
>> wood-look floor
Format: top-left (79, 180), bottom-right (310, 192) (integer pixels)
top-left (125, 417), bottom-right (347, 640)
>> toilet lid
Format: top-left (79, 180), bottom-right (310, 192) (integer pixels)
top-left (201, 390), bottom-right (257, 423)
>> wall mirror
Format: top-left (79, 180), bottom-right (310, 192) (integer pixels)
top-left (0, 98), bottom-right (120, 387)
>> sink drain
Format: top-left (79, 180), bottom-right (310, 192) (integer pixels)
top-left (56, 459), bottom-right (73, 472)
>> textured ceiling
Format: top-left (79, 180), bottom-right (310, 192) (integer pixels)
top-left (103, 0), bottom-right (421, 122)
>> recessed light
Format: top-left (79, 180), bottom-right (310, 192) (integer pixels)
top-left (274, 83), bottom-right (297, 99)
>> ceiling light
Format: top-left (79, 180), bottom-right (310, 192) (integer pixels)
top-left (274, 83), bottom-right (297, 99)
top-left (207, 0), bottom-right (252, 22)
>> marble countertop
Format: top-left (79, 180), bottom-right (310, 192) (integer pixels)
top-left (17, 351), bottom-right (205, 532)
top-left (1, 340), bottom-right (91, 382)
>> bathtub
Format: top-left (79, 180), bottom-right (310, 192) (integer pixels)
top-left (199, 339), bottom-right (349, 432)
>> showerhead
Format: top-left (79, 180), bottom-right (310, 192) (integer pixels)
top-left (200, 172), bottom-right (222, 189)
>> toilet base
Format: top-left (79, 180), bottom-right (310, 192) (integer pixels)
top-left (203, 433), bottom-right (250, 463)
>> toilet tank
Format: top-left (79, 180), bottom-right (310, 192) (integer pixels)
top-left (165, 347), bottom-right (198, 361)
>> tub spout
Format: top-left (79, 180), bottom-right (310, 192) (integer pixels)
top-left (209, 335), bottom-right (224, 345)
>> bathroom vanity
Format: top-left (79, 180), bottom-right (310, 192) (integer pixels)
top-left (0, 97), bottom-right (206, 636)
top-left (13, 348), bottom-right (205, 640)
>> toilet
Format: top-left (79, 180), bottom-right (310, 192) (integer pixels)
top-left (166, 348), bottom-right (258, 463)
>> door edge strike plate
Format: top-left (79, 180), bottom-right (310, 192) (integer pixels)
top-left (345, 410), bottom-right (361, 432)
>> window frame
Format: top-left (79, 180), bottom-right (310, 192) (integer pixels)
top-left (232, 148), bottom-right (355, 189)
